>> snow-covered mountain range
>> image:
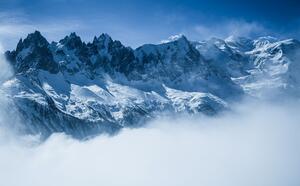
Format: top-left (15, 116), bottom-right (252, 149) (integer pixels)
top-left (2, 31), bottom-right (300, 139)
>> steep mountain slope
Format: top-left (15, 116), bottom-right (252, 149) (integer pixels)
top-left (2, 31), bottom-right (299, 138)
top-left (194, 36), bottom-right (300, 98)
top-left (133, 35), bottom-right (242, 99)
top-left (242, 38), bottom-right (300, 97)
top-left (3, 31), bottom-right (236, 139)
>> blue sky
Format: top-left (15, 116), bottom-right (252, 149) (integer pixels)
top-left (0, 0), bottom-right (299, 49)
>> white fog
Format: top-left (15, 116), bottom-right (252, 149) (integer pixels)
top-left (0, 100), bottom-right (299, 186)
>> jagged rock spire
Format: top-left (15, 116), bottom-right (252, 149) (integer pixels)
top-left (59, 32), bottom-right (84, 50)
top-left (16, 30), bottom-right (49, 52)
top-left (7, 30), bottom-right (58, 74)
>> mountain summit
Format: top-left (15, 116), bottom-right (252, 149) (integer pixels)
top-left (2, 31), bottom-right (300, 139)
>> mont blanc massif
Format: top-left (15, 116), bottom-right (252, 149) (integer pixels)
top-left (2, 31), bottom-right (300, 139)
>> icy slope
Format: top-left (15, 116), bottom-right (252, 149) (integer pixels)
top-left (3, 31), bottom-right (233, 138)
top-left (194, 36), bottom-right (300, 98)
top-left (2, 31), bottom-right (300, 138)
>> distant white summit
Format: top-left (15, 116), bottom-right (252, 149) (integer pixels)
top-left (160, 34), bottom-right (186, 44)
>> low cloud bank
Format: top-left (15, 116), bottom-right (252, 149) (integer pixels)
top-left (0, 100), bottom-right (299, 186)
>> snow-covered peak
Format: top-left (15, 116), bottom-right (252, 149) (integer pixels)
top-left (225, 35), bottom-right (249, 42)
top-left (276, 38), bottom-right (300, 46)
top-left (253, 36), bottom-right (278, 49)
top-left (137, 34), bottom-right (192, 57)
top-left (160, 34), bottom-right (188, 44)
top-left (256, 36), bottom-right (278, 42)
top-left (250, 38), bottom-right (300, 54)
top-left (225, 35), bottom-right (254, 52)
top-left (208, 37), bottom-right (231, 51)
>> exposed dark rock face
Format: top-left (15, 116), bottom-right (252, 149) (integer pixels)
top-left (3, 31), bottom-right (299, 139)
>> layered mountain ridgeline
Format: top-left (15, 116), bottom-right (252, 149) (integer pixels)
top-left (2, 31), bottom-right (300, 139)
top-left (194, 36), bottom-right (300, 97)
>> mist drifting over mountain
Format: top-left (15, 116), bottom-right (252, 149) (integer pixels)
top-left (1, 0), bottom-right (300, 185)
top-left (0, 100), bottom-right (300, 186)
top-left (0, 32), bottom-right (300, 185)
